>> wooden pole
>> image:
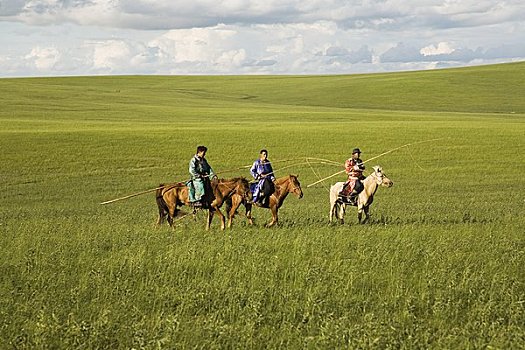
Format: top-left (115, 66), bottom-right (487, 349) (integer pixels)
top-left (100, 186), bottom-right (165, 205)
top-left (306, 169), bottom-right (346, 188)
top-left (305, 138), bottom-right (445, 188)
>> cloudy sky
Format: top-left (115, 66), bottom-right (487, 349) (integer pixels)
top-left (1, 0), bottom-right (524, 77)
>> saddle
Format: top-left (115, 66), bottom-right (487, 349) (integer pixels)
top-left (340, 179), bottom-right (357, 197)
top-left (337, 195), bottom-right (357, 206)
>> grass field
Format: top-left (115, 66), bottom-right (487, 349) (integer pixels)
top-left (1, 62), bottom-right (524, 349)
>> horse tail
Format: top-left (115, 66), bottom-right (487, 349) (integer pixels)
top-left (225, 197), bottom-right (232, 218)
top-left (156, 184), bottom-right (168, 213)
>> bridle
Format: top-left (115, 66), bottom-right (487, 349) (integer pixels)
top-left (369, 168), bottom-right (392, 187)
top-left (367, 167), bottom-right (386, 185)
top-left (287, 177), bottom-right (303, 196)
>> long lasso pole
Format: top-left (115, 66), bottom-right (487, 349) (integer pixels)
top-left (246, 160), bottom-right (336, 184)
top-left (306, 138), bottom-right (446, 188)
top-left (100, 157), bottom-right (310, 205)
top-left (361, 137), bottom-right (445, 166)
top-left (306, 169), bottom-right (346, 188)
top-left (100, 186), bottom-right (167, 205)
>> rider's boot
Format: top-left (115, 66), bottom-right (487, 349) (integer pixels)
top-left (348, 191), bottom-right (358, 206)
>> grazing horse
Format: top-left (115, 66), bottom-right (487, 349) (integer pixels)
top-left (156, 177), bottom-right (252, 230)
top-left (329, 166), bottom-right (393, 224)
top-left (255, 174), bottom-right (304, 227)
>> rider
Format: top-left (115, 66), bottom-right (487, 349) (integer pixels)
top-left (188, 145), bottom-right (216, 207)
top-left (250, 149), bottom-right (276, 207)
top-left (339, 147), bottom-right (365, 205)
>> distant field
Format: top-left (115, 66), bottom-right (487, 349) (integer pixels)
top-left (1, 63), bottom-right (524, 349)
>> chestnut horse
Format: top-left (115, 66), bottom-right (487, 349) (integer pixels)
top-left (155, 177), bottom-right (252, 230)
top-left (225, 190), bottom-right (254, 226)
top-left (255, 174), bottom-right (304, 227)
top-left (329, 166), bottom-right (393, 224)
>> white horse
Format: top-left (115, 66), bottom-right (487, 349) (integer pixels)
top-left (329, 166), bottom-right (393, 224)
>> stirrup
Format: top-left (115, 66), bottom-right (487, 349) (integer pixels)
top-left (338, 193), bottom-right (349, 202)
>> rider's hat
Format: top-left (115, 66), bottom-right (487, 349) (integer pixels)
top-left (352, 148), bottom-right (362, 154)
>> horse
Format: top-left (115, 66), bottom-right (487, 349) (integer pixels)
top-left (155, 177), bottom-right (252, 230)
top-left (215, 177), bottom-right (254, 229)
top-left (224, 189), bottom-right (254, 227)
top-left (254, 174), bottom-right (304, 227)
top-left (329, 166), bottom-right (393, 224)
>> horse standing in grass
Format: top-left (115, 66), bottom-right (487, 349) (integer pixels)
top-left (254, 174), bottom-right (304, 227)
top-left (225, 190), bottom-right (254, 226)
top-left (155, 177), bottom-right (252, 230)
top-left (329, 166), bottom-right (393, 224)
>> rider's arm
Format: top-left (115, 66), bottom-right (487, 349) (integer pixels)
top-left (267, 163), bottom-right (276, 181)
top-left (250, 160), bottom-right (260, 180)
top-left (207, 161), bottom-right (217, 179)
top-left (189, 157), bottom-right (199, 178)
top-left (345, 159), bottom-right (353, 174)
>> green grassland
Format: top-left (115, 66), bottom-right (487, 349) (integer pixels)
top-left (1, 62), bottom-right (524, 349)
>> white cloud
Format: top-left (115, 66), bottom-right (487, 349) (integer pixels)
top-left (216, 49), bottom-right (246, 69)
top-left (420, 42), bottom-right (455, 56)
top-left (2, 0), bottom-right (522, 31)
top-left (150, 26), bottom-right (239, 63)
top-left (91, 40), bottom-right (132, 71)
top-left (25, 46), bottom-right (61, 70)
top-left (0, 1), bottom-right (524, 76)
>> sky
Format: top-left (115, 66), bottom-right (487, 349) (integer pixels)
top-left (1, 0), bottom-right (524, 77)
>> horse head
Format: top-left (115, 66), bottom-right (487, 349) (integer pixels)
top-left (288, 174), bottom-right (304, 199)
top-left (237, 177), bottom-right (253, 203)
top-left (372, 166), bottom-right (393, 188)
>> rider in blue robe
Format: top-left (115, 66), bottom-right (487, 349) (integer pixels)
top-left (250, 149), bottom-right (276, 207)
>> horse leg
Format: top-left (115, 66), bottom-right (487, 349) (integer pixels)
top-left (168, 205), bottom-right (177, 227)
top-left (156, 207), bottom-right (166, 227)
top-left (266, 206), bottom-right (278, 228)
top-left (215, 207), bottom-right (226, 231)
top-left (361, 205), bottom-right (370, 224)
top-left (227, 196), bottom-right (242, 228)
top-left (205, 209), bottom-right (215, 231)
top-left (329, 201), bottom-right (335, 223)
top-left (156, 194), bottom-right (169, 227)
top-left (357, 204), bottom-right (364, 224)
top-left (339, 203), bottom-right (345, 225)
top-left (245, 202), bottom-right (254, 225)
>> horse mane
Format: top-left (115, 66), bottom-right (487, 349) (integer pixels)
top-left (219, 177), bottom-right (247, 183)
top-left (275, 175), bottom-right (290, 185)
top-left (275, 174), bottom-right (297, 185)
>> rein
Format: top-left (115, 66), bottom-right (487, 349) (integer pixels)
top-left (215, 180), bottom-right (241, 198)
top-left (276, 176), bottom-right (301, 194)
top-left (368, 171), bottom-right (383, 184)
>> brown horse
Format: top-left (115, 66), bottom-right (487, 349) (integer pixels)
top-left (254, 174), bottom-right (304, 227)
top-left (329, 166), bottom-right (393, 224)
top-left (225, 189), bottom-right (254, 226)
top-left (155, 177), bottom-right (252, 230)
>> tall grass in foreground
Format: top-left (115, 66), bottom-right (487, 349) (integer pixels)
top-left (1, 221), bottom-right (524, 349)
top-left (1, 63), bottom-right (524, 348)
